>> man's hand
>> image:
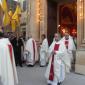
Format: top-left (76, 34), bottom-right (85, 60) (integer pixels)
top-left (52, 50), bottom-right (56, 55)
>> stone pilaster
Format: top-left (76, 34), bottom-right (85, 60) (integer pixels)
top-left (75, 0), bottom-right (85, 75)
top-left (39, 0), bottom-right (47, 39)
top-left (26, 0), bottom-right (40, 41)
top-left (26, 0), bottom-right (47, 41)
top-left (37, 0), bottom-right (48, 40)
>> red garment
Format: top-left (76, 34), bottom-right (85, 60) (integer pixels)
top-left (8, 44), bottom-right (13, 64)
top-left (54, 44), bottom-right (59, 51)
top-left (32, 40), bottom-right (35, 63)
top-left (49, 44), bottom-right (60, 81)
top-left (65, 40), bottom-right (69, 49)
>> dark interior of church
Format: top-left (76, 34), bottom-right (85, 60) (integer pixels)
top-left (47, 0), bottom-right (77, 45)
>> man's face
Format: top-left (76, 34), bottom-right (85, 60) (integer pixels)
top-left (54, 34), bottom-right (59, 42)
top-left (41, 35), bottom-right (44, 41)
top-left (65, 32), bottom-right (69, 40)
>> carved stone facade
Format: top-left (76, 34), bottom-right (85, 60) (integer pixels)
top-left (26, 0), bottom-right (85, 75)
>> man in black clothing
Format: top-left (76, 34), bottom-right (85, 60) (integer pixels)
top-left (11, 33), bottom-right (24, 67)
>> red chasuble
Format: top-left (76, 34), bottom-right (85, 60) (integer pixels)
top-left (8, 44), bottom-right (15, 80)
top-left (65, 40), bottom-right (69, 49)
top-left (49, 44), bottom-right (60, 81)
top-left (8, 44), bottom-right (13, 64)
top-left (32, 40), bottom-right (35, 63)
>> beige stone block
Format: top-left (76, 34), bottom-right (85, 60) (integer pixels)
top-left (75, 64), bottom-right (85, 75)
top-left (75, 50), bottom-right (85, 75)
top-left (76, 50), bottom-right (85, 65)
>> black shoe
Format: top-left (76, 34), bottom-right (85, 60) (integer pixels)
top-left (40, 65), bottom-right (45, 67)
top-left (58, 82), bottom-right (62, 85)
top-left (27, 65), bottom-right (34, 67)
top-left (48, 84), bottom-right (51, 85)
top-left (20, 64), bottom-right (23, 67)
top-left (16, 63), bottom-right (18, 66)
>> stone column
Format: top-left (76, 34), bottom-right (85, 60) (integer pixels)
top-left (39, 0), bottom-right (47, 40)
top-left (26, 0), bottom-right (31, 38)
top-left (26, 0), bottom-right (40, 41)
top-left (26, 0), bottom-right (47, 41)
top-left (75, 0), bottom-right (85, 75)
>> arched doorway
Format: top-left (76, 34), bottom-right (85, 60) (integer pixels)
top-left (47, 0), bottom-right (77, 46)
top-left (58, 2), bottom-right (77, 44)
top-left (47, 0), bottom-right (77, 71)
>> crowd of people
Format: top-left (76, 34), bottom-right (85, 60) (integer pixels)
top-left (0, 26), bottom-right (76, 85)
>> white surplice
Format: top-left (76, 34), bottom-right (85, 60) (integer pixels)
top-left (45, 40), bottom-right (67, 85)
top-left (40, 38), bottom-right (49, 66)
top-left (61, 36), bottom-right (76, 73)
top-left (0, 38), bottom-right (18, 85)
top-left (25, 38), bottom-right (38, 65)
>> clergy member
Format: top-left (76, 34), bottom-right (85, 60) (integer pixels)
top-left (61, 30), bottom-right (76, 73)
top-left (45, 33), bottom-right (67, 85)
top-left (0, 29), bottom-right (18, 85)
top-left (40, 34), bottom-right (49, 66)
top-left (25, 36), bottom-right (38, 66)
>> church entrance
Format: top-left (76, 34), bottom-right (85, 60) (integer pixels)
top-left (47, 0), bottom-right (77, 47)
top-left (47, 0), bottom-right (77, 71)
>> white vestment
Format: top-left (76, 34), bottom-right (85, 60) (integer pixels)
top-left (61, 36), bottom-right (76, 73)
top-left (0, 38), bottom-right (18, 85)
top-left (45, 40), bottom-right (67, 85)
top-left (40, 38), bottom-right (49, 66)
top-left (25, 38), bottom-right (38, 65)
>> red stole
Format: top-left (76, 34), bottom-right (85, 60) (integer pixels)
top-left (49, 44), bottom-right (60, 81)
top-left (32, 40), bottom-right (35, 63)
top-left (8, 44), bottom-right (15, 78)
top-left (8, 44), bottom-right (13, 64)
top-left (65, 40), bottom-right (69, 49)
